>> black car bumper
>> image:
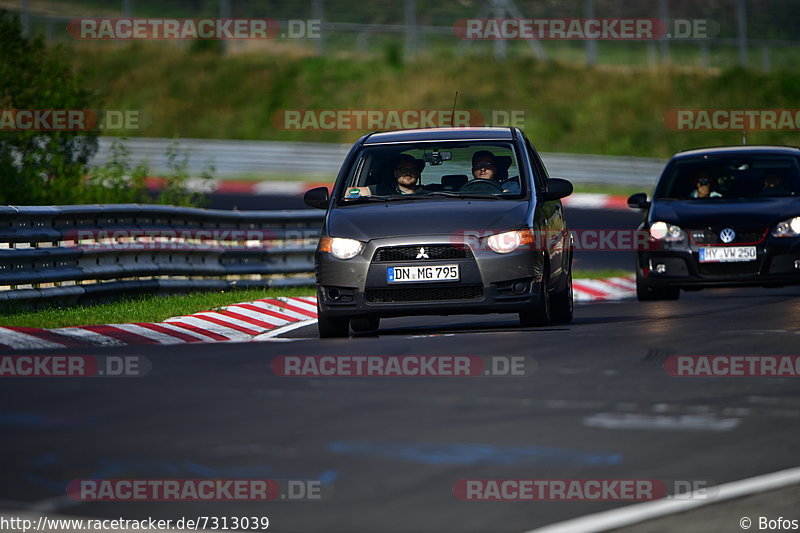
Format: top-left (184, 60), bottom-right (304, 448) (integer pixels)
top-left (317, 281), bottom-right (546, 319)
top-left (637, 243), bottom-right (800, 288)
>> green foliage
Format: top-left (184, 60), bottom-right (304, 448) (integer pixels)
top-left (0, 12), bottom-right (213, 207)
top-left (188, 38), bottom-right (224, 56)
top-left (82, 139), bottom-right (214, 207)
top-left (154, 140), bottom-right (215, 207)
top-left (0, 10), bottom-right (98, 205)
top-left (83, 139), bottom-right (150, 204)
top-left (383, 41), bottom-right (404, 69)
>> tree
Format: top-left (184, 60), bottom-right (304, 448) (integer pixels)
top-left (0, 10), bottom-right (98, 205)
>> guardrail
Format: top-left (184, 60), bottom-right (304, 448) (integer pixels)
top-left (0, 205), bottom-right (324, 304)
top-left (93, 137), bottom-right (667, 187)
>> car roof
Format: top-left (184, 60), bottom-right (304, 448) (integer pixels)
top-left (363, 127), bottom-right (514, 145)
top-left (673, 145), bottom-right (800, 160)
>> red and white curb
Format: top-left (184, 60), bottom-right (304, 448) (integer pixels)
top-left (0, 277), bottom-right (635, 350)
top-left (148, 178), bottom-right (630, 210)
top-left (562, 193), bottom-right (629, 210)
top-left (0, 297), bottom-right (318, 351)
top-left (573, 275), bottom-right (635, 302)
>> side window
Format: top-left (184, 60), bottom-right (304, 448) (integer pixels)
top-left (523, 136), bottom-right (547, 192)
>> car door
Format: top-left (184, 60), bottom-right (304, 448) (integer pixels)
top-left (524, 135), bottom-right (568, 282)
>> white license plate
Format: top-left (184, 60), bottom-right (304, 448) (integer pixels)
top-left (387, 265), bottom-right (460, 283)
top-left (698, 246), bottom-right (756, 263)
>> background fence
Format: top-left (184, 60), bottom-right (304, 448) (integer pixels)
top-left (0, 204), bottom-right (324, 304)
top-left (13, 0), bottom-right (800, 70)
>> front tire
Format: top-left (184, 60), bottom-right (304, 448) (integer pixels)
top-left (550, 269), bottom-right (573, 324)
top-left (317, 300), bottom-right (350, 338)
top-left (520, 275), bottom-right (551, 327)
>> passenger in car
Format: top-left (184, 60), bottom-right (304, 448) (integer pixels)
top-left (689, 173), bottom-right (722, 198)
top-left (382, 154), bottom-right (425, 195)
top-left (756, 171), bottom-right (791, 196)
top-left (349, 154), bottom-right (424, 196)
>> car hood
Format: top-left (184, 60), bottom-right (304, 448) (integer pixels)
top-left (650, 197), bottom-right (800, 228)
top-left (327, 199), bottom-right (530, 241)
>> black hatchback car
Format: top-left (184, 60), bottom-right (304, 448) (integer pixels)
top-left (304, 127), bottom-right (574, 337)
top-left (628, 146), bottom-right (800, 300)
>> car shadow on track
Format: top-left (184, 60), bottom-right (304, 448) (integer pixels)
top-left (350, 317), bottom-right (574, 338)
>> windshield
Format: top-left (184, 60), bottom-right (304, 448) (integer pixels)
top-left (655, 154), bottom-right (800, 200)
top-left (338, 141), bottom-right (525, 200)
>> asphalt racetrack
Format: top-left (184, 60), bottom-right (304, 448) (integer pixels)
top-left (2, 285), bottom-right (800, 532)
top-left (1, 195), bottom-right (798, 532)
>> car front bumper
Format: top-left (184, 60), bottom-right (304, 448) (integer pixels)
top-left (316, 235), bottom-right (547, 318)
top-left (637, 239), bottom-right (800, 288)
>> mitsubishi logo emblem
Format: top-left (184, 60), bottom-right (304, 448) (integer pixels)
top-left (416, 247), bottom-right (429, 259)
top-left (720, 228), bottom-right (736, 243)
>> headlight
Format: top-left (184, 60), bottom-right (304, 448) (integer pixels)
top-left (771, 217), bottom-right (800, 237)
top-left (650, 221), bottom-right (684, 241)
top-left (320, 237), bottom-right (364, 259)
top-left (486, 230), bottom-right (533, 254)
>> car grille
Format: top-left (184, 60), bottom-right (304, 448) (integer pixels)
top-left (698, 262), bottom-right (759, 276)
top-left (365, 285), bottom-right (483, 303)
top-left (373, 245), bottom-right (473, 262)
top-left (689, 227), bottom-right (767, 245)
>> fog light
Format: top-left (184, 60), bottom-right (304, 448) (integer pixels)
top-left (328, 287), bottom-right (341, 301)
top-left (512, 281), bottom-right (527, 294)
top-left (655, 263), bottom-right (667, 274)
top-left (794, 260), bottom-right (800, 270)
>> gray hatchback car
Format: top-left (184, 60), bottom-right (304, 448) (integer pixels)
top-left (303, 127), bottom-right (574, 337)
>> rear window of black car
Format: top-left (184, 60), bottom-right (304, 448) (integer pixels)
top-left (655, 155), bottom-right (800, 199)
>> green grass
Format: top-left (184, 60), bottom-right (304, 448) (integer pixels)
top-left (64, 43), bottom-right (800, 159)
top-left (0, 287), bottom-right (314, 329)
top-left (573, 269), bottom-right (632, 279)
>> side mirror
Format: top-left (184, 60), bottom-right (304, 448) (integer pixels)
top-left (304, 186), bottom-right (330, 209)
top-left (541, 178), bottom-right (573, 201)
top-left (627, 192), bottom-right (650, 210)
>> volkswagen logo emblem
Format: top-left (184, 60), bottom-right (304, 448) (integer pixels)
top-left (719, 228), bottom-right (736, 244)
top-left (416, 247), bottom-right (429, 259)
